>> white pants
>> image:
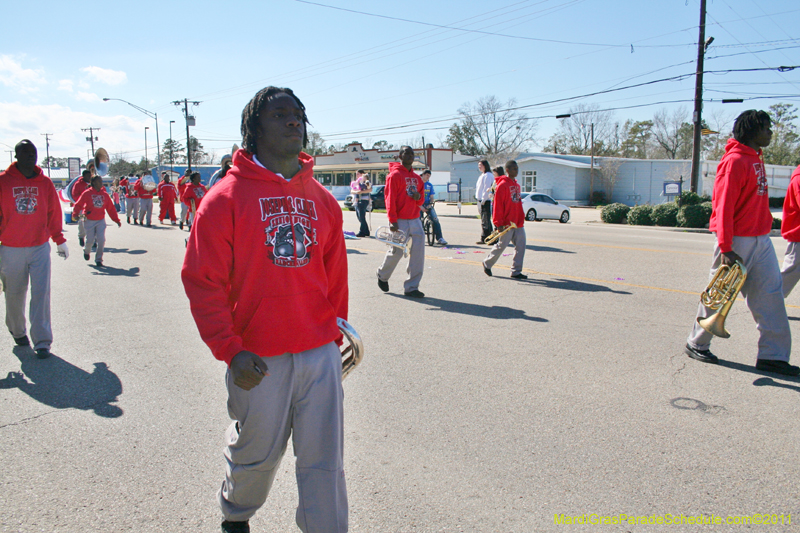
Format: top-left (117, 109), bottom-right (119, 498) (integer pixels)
top-left (781, 241), bottom-right (800, 297)
top-left (483, 227), bottom-right (526, 276)
top-left (377, 218), bottom-right (424, 293)
top-left (84, 219), bottom-right (107, 262)
top-left (688, 235), bottom-right (791, 362)
top-left (219, 342), bottom-right (347, 532)
top-left (0, 243), bottom-right (52, 350)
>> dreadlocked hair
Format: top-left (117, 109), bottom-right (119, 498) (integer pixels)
top-left (240, 86), bottom-right (309, 153)
top-left (733, 110), bottom-right (771, 144)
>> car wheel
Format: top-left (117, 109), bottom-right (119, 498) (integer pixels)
top-left (559, 211), bottom-right (570, 223)
top-left (526, 208), bottom-right (537, 222)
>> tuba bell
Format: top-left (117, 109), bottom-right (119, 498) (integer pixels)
top-left (67, 147), bottom-right (110, 202)
top-left (142, 173), bottom-right (157, 191)
top-left (697, 260), bottom-right (747, 338)
top-left (338, 318), bottom-right (363, 380)
top-left (375, 226), bottom-right (411, 257)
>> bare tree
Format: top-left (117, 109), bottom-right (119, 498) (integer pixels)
top-left (305, 130), bottom-right (327, 156)
top-left (703, 108), bottom-right (735, 161)
top-left (651, 107), bottom-right (691, 159)
top-left (598, 157), bottom-right (624, 200)
top-left (546, 103), bottom-right (615, 156)
top-left (455, 95), bottom-right (538, 163)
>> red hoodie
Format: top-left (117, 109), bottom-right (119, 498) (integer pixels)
top-left (708, 138), bottom-right (773, 253)
top-left (71, 178), bottom-right (90, 204)
top-left (384, 162), bottom-right (423, 224)
top-left (781, 166), bottom-right (800, 242)
top-left (181, 183), bottom-right (207, 212)
top-left (72, 187), bottom-right (121, 224)
top-left (0, 163), bottom-right (66, 247)
top-left (135, 177), bottom-right (156, 199)
top-left (492, 175), bottom-right (525, 229)
top-left (181, 150), bottom-right (348, 366)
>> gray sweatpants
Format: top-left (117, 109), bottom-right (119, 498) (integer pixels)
top-left (138, 198), bottom-right (153, 225)
top-left (84, 219), bottom-right (107, 262)
top-left (180, 202), bottom-right (189, 222)
top-left (781, 241), bottom-right (800, 297)
top-left (0, 243), bottom-right (52, 351)
top-left (377, 217), bottom-right (425, 293)
top-left (77, 216), bottom-right (86, 239)
top-left (688, 235), bottom-right (791, 362)
top-left (127, 198), bottom-right (140, 221)
top-left (219, 342), bottom-right (347, 532)
top-left (483, 226), bottom-right (527, 276)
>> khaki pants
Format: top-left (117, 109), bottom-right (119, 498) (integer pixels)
top-left (377, 217), bottom-right (425, 293)
top-left (0, 243), bottom-right (52, 350)
top-left (483, 226), bottom-right (527, 276)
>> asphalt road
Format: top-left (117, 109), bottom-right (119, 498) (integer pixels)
top-left (1, 204), bottom-right (799, 532)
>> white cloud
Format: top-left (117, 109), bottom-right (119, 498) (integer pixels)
top-left (80, 66), bottom-right (127, 86)
top-left (58, 80), bottom-right (73, 92)
top-left (0, 55), bottom-right (46, 94)
top-left (75, 92), bottom-right (101, 102)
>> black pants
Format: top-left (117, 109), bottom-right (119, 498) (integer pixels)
top-left (480, 201), bottom-right (494, 240)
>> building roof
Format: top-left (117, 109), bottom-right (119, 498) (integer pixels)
top-left (312, 162), bottom-right (427, 172)
top-left (515, 156), bottom-right (594, 169)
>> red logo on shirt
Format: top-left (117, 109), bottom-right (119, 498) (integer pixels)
top-left (259, 196), bottom-right (318, 268)
top-left (12, 186), bottom-right (38, 215)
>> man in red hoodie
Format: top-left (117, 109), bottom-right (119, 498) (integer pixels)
top-left (482, 161), bottom-right (527, 279)
top-left (182, 87), bottom-right (349, 533)
top-left (157, 173), bottom-right (178, 224)
top-left (780, 164), bottom-right (800, 297)
top-left (71, 169), bottom-right (91, 247)
top-left (685, 110), bottom-right (798, 376)
top-left (72, 175), bottom-right (121, 266)
top-left (0, 140), bottom-right (69, 359)
top-left (134, 174), bottom-right (156, 226)
top-left (376, 145), bottom-right (425, 297)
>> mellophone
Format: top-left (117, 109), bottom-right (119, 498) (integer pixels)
top-left (374, 226), bottom-right (411, 257)
top-left (338, 318), bottom-right (364, 380)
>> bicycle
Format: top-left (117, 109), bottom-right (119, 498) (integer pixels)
top-left (421, 200), bottom-right (436, 246)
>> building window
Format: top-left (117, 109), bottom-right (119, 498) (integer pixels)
top-left (315, 172), bottom-right (332, 185)
top-left (335, 172), bottom-right (353, 186)
top-left (522, 170), bottom-right (536, 192)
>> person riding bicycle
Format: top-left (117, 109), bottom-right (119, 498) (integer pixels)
top-left (419, 169), bottom-right (447, 245)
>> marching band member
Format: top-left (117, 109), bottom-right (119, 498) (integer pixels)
top-left (182, 86), bottom-right (349, 533)
top-left (376, 145), bottom-right (426, 297)
top-left (178, 168), bottom-right (191, 230)
top-left (127, 173), bottom-right (140, 224)
top-left (135, 173), bottom-right (156, 227)
top-left (180, 172), bottom-right (207, 230)
top-left (482, 161), bottom-right (527, 279)
top-left (780, 163), bottom-right (800, 296)
top-left (685, 110), bottom-right (798, 376)
top-left (157, 173), bottom-right (179, 225)
top-left (71, 175), bottom-right (121, 267)
top-left (0, 140), bottom-right (68, 360)
top-left (72, 169), bottom-right (91, 247)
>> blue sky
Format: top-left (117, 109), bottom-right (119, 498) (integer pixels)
top-left (1, 0), bottom-right (798, 165)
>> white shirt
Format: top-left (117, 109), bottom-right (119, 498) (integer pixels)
top-left (475, 171), bottom-right (494, 202)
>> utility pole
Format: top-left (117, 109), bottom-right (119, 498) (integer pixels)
top-left (82, 127), bottom-right (100, 155)
top-left (172, 98), bottom-right (200, 171)
top-left (169, 120), bottom-right (176, 174)
top-left (690, 0), bottom-right (708, 194)
top-left (41, 133), bottom-right (53, 177)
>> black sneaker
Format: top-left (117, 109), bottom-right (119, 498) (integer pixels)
top-left (483, 264), bottom-right (492, 277)
top-left (127, 217), bottom-right (131, 224)
top-left (35, 348), bottom-right (51, 359)
top-left (179, 221), bottom-right (184, 230)
top-left (378, 278), bottom-right (389, 292)
top-left (221, 520), bottom-right (249, 533)
top-left (84, 253), bottom-right (90, 261)
top-left (755, 359), bottom-right (800, 376)
top-left (79, 237), bottom-right (85, 247)
top-left (404, 290), bottom-right (425, 298)
top-left (511, 273), bottom-right (528, 280)
top-left (684, 344), bottom-right (719, 364)
top-left (95, 260), bottom-right (103, 267)
top-left (14, 335), bottom-right (30, 346)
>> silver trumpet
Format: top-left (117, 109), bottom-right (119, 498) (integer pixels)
top-left (374, 226), bottom-right (411, 257)
top-left (338, 318), bottom-right (364, 380)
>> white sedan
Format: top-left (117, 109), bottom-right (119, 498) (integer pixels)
top-left (520, 193), bottom-right (571, 223)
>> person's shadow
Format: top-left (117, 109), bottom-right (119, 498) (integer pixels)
top-left (0, 347), bottom-right (123, 418)
top-left (103, 247), bottom-right (148, 255)
top-left (391, 295), bottom-right (547, 323)
top-left (90, 265), bottom-right (140, 277)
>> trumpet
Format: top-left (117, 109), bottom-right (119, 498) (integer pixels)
top-left (484, 222), bottom-right (517, 245)
top-left (375, 226), bottom-right (411, 257)
top-left (697, 260), bottom-right (747, 338)
top-left (338, 318), bottom-right (364, 380)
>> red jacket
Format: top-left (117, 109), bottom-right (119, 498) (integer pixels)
top-left (708, 138), bottom-right (773, 253)
top-left (135, 177), bottom-right (156, 199)
top-left (72, 187), bottom-right (121, 224)
top-left (492, 175), bottom-right (525, 228)
top-left (782, 165), bottom-right (800, 242)
top-left (181, 150), bottom-right (348, 366)
top-left (0, 163), bottom-right (66, 247)
top-left (158, 182), bottom-right (179, 203)
top-left (181, 184), bottom-right (207, 212)
top-left (384, 162), bottom-right (423, 223)
top-left (178, 175), bottom-right (190, 202)
top-left (71, 178), bottom-right (90, 204)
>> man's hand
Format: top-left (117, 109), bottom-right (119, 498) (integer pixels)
top-left (56, 242), bottom-right (69, 260)
top-left (230, 350), bottom-right (269, 391)
top-left (412, 191), bottom-right (421, 201)
top-left (390, 223), bottom-right (399, 233)
top-left (721, 250), bottom-right (743, 267)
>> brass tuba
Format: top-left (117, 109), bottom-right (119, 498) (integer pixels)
top-left (375, 226), bottom-right (411, 257)
top-left (338, 318), bottom-right (363, 380)
top-left (484, 222), bottom-right (517, 245)
top-left (697, 261), bottom-right (747, 338)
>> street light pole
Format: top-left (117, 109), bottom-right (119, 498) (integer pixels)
top-left (169, 120), bottom-right (175, 174)
top-left (145, 126), bottom-right (150, 169)
top-left (103, 98), bottom-right (161, 172)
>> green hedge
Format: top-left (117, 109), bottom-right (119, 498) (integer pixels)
top-left (676, 191), bottom-right (711, 206)
top-left (773, 217), bottom-right (782, 230)
top-left (677, 203), bottom-right (712, 228)
top-left (652, 203), bottom-right (679, 226)
top-left (600, 203), bottom-right (630, 224)
top-left (627, 205), bottom-right (654, 226)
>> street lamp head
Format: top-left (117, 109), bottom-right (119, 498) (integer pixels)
top-left (556, 114), bottom-right (571, 119)
top-left (102, 98), bottom-right (110, 101)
